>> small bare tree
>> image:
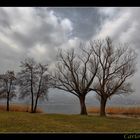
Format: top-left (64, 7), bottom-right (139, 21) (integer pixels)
top-left (51, 45), bottom-right (99, 115)
top-left (0, 70), bottom-right (16, 111)
top-left (90, 37), bottom-right (137, 116)
top-left (17, 58), bottom-right (49, 113)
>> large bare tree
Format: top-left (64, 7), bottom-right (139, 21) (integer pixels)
top-left (51, 45), bottom-right (99, 115)
top-left (0, 70), bottom-right (16, 111)
top-left (90, 38), bottom-right (137, 116)
top-left (17, 58), bottom-right (49, 113)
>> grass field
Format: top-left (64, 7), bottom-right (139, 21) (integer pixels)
top-left (0, 111), bottom-right (139, 132)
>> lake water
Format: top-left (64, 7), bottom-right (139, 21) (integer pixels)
top-left (39, 104), bottom-right (81, 114)
top-left (38, 91), bottom-right (140, 114)
top-left (1, 90), bottom-right (140, 115)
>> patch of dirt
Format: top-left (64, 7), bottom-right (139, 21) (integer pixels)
top-left (88, 113), bottom-right (140, 119)
top-left (107, 114), bottom-right (140, 119)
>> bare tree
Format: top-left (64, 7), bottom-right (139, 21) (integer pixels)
top-left (17, 58), bottom-right (49, 113)
top-left (90, 37), bottom-right (137, 116)
top-left (51, 45), bottom-right (99, 115)
top-left (33, 63), bottom-right (49, 113)
top-left (0, 70), bottom-right (16, 111)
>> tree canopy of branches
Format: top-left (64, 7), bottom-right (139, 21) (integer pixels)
top-left (17, 58), bottom-right (50, 113)
top-left (51, 45), bottom-right (99, 115)
top-left (90, 37), bottom-right (137, 116)
top-left (0, 70), bottom-right (16, 111)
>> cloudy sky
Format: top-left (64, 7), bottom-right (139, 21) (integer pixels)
top-left (0, 7), bottom-right (140, 98)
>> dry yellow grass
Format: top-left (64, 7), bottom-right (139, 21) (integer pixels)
top-left (0, 104), bottom-right (43, 113)
top-left (87, 106), bottom-right (140, 115)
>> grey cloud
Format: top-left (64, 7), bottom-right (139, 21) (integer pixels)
top-left (0, 42), bottom-right (23, 73)
top-left (96, 8), bottom-right (140, 50)
top-left (0, 7), bottom-right (77, 74)
top-left (0, 8), bottom-right (11, 29)
top-left (0, 9), bottom-right (70, 49)
top-left (0, 7), bottom-right (139, 101)
top-left (50, 7), bottom-right (101, 40)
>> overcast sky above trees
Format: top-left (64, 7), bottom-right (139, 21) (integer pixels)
top-left (0, 7), bottom-right (140, 97)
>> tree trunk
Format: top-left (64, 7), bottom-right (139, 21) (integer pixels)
top-left (30, 69), bottom-right (34, 113)
top-left (7, 92), bottom-right (10, 111)
top-left (33, 96), bottom-right (39, 113)
top-left (31, 93), bottom-right (34, 113)
top-left (100, 96), bottom-right (107, 117)
top-left (79, 96), bottom-right (87, 115)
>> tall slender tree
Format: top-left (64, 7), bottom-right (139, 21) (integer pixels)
top-left (0, 71), bottom-right (16, 111)
top-left (17, 58), bottom-right (49, 113)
